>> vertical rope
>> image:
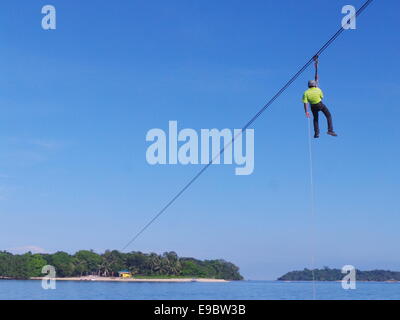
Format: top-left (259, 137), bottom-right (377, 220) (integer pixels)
top-left (307, 118), bottom-right (317, 300)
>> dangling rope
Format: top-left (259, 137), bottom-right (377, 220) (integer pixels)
top-left (307, 116), bottom-right (317, 300)
top-left (307, 54), bottom-right (319, 300)
top-left (308, 53), bottom-right (319, 299)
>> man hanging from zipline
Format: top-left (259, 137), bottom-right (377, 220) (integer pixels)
top-left (302, 56), bottom-right (338, 138)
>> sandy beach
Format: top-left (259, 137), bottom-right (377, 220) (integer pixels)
top-left (30, 276), bottom-right (228, 283)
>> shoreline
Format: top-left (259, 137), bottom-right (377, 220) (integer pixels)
top-left (279, 280), bottom-right (400, 283)
top-left (29, 276), bottom-right (229, 283)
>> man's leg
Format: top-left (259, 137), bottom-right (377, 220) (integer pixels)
top-left (320, 103), bottom-right (334, 132)
top-left (311, 106), bottom-right (320, 137)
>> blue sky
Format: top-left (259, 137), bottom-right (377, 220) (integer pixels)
top-left (0, 0), bottom-right (399, 280)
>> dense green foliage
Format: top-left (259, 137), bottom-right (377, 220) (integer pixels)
top-left (278, 267), bottom-right (400, 281)
top-left (0, 250), bottom-right (243, 280)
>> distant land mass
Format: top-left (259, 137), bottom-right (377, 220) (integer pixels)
top-left (0, 250), bottom-right (243, 281)
top-left (278, 267), bottom-right (400, 282)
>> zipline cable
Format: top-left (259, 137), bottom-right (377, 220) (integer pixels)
top-left (122, 0), bottom-right (374, 251)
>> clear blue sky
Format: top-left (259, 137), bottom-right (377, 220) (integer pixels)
top-left (0, 0), bottom-right (399, 280)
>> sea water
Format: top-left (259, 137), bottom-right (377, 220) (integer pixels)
top-left (0, 280), bottom-right (399, 300)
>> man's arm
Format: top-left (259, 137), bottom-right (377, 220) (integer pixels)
top-left (304, 103), bottom-right (310, 118)
top-left (302, 92), bottom-right (310, 118)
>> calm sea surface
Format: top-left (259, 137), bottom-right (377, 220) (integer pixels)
top-left (0, 280), bottom-right (399, 300)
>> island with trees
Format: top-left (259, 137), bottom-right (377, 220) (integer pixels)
top-left (0, 250), bottom-right (243, 281)
top-left (278, 267), bottom-right (400, 282)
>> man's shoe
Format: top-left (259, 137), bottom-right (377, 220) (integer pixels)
top-left (314, 133), bottom-right (319, 138)
top-left (327, 131), bottom-right (338, 137)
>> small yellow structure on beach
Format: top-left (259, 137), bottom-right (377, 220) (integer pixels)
top-left (118, 270), bottom-right (132, 279)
